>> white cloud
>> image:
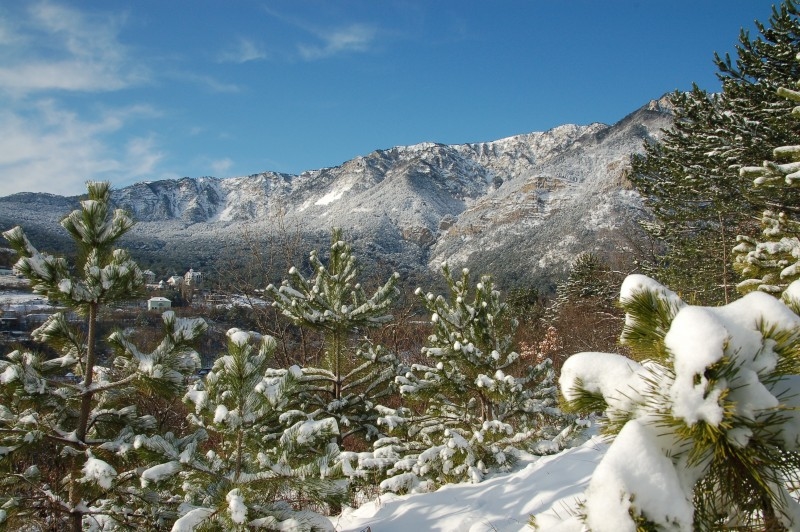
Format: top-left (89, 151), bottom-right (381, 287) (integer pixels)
top-left (172, 72), bottom-right (241, 93)
top-left (126, 135), bottom-right (165, 176)
top-left (298, 24), bottom-right (377, 60)
top-left (217, 37), bottom-right (267, 63)
top-left (0, 100), bottom-right (166, 197)
top-left (0, 1), bottom-right (149, 95)
top-left (210, 158), bottom-right (234, 176)
top-left (0, 2), bottom-right (245, 197)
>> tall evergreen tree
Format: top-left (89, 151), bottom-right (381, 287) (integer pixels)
top-left (378, 264), bottom-right (574, 490)
top-left (734, 56), bottom-right (800, 295)
top-left (553, 253), bottom-right (618, 304)
top-left (545, 253), bottom-right (624, 368)
top-left (265, 228), bottom-right (400, 447)
top-left (629, 0), bottom-right (800, 304)
top-left (136, 329), bottom-right (344, 530)
top-left (0, 182), bottom-right (206, 531)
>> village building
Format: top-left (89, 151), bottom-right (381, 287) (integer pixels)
top-left (167, 274), bottom-right (184, 288)
top-left (184, 268), bottom-right (202, 287)
top-left (147, 296), bottom-right (172, 311)
top-left (142, 269), bottom-right (156, 284)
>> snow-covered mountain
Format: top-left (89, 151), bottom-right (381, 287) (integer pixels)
top-left (0, 97), bottom-right (672, 288)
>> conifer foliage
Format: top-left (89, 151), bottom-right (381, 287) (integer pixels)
top-left (138, 328), bottom-right (344, 530)
top-left (734, 60), bottom-right (800, 295)
top-left (546, 253), bottom-right (623, 368)
top-left (556, 274), bottom-right (800, 531)
top-left (265, 228), bottom-right (401, 445)
top-left (629, 0), bottom-right (800, 304)
top-left (0, 182), bottom-right (207, 531)
top-left (381, 264), bottom-right (573, 489)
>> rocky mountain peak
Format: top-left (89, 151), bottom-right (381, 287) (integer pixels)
top-left (0, 98), bottom-right (673, 290)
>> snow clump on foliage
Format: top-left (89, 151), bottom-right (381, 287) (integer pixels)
top-left (548, 274), bottom-right (800, 531)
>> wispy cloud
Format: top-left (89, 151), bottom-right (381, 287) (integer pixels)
top-left (0, 1), bottom-right (148, 95)
top-left (217, 37), bottom-right (267, 64)
top-left (173, 72), bottom-right (241, 93)
top-left (0, 100), bottom-right (166, 196)
top-left (210, 158), bottom-right (234, 176)
top-left (298, 23), bottom-right (377, 60)
top-left (0, 1), bottom-right (247, 196)
top-left (126, 135), bottom-right (165, 176)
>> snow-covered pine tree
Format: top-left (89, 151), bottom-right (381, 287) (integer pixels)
top-left (544, 253), bottom-right (623, 368)
top-left (383, 263), bottom-right (574, 490)
top-left (135, 328), bottom-right (344, 531)
top-left (265, 228), bottom-right (401, 448)
top-left (552, 274), bottom-right (800, 531)
top-left (734, 61), bottom-right (800, 295)
top-left (552, 253), bottom-right (617, 306)
top-left (630, 0), bottom-right (800, 304)
top-left (630, 87), bottom-right (750, 305)
top-left (0, 182), bottom-right (207, 531)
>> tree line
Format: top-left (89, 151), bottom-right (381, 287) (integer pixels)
top-left (4, 1), bottom-right (800, 529)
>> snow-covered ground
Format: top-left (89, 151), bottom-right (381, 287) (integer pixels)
top-left (0, 289), bottom-right (49, 312)
top-left (329, 433), bottom-right (607, 532)
top-left (0, 291), bottom-right (45, 305)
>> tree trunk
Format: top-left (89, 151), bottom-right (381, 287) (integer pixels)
top-left (70, 302), bottom-right (98, 532)
top-left (719, 211), bottom-right (730, 305)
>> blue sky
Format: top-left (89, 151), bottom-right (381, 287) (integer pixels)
top-left (0, 1), bottom-right (778, 197)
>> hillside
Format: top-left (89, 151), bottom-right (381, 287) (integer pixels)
top-left (0, 97), bottom-right (672, 290)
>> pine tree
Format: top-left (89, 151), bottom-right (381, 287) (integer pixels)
top-left (265, 228), bottom-right (401, 447)
top-left (556, 274), bottom-right (800, 530)
top-left (136, 329), bottom-right (344, 530)
top-left (631, 88), bottom-right (749, 304)
top-left (546, 253), bottom-right (624, 369)
top-left (553, 253), bottom-right (618, 305)
top-left (733, 63), bottom-right (800, 295)
top-left (0, 182), bottom-right (207, 531)
top-left (382, 263), bottom-right (574, 490)
top-left (629, 0), bottom-right (800, 304)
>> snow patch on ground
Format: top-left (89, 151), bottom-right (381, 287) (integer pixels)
top-left (330, 434), bottom-right (606, 531)
top-left (0, 291), bottom-right (48, 310)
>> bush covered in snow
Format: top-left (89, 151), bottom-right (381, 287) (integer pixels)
top-left (359, 263), bottom-right (578, 492)
top-left (265, 228), bottom-right (402, 449)
top-left (550, 274), bottom-right (800, 531)
top-left (136, 328), bottom-right (345, 530)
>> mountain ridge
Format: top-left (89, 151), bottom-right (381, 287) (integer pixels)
top-left (0, 96), bottom-right (673, 290)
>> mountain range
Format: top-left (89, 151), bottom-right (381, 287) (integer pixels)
top-left (0, 96), bottom-right (673, 292)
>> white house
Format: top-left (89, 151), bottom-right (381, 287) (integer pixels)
top-left (167, 275), bottom-right (184, 288)
top-left (185, 268), bottom-right (202, 287)
top-left (147, 296), bottom-right (172, 311)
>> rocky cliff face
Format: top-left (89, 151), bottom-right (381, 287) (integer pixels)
top-left (0, 97), bottom-right (672, 289)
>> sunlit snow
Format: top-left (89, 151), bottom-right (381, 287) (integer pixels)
top-left (331, 433), bottom-right (606, 532)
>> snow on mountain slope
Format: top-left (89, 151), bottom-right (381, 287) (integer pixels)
top-left (0, 97), bottom-right (672, 287)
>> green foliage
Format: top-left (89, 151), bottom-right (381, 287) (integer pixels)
top-left (618, 285), bottom-right (684, 363)
top-left (383, 263), bottom-right (575, 488)
top-left (630, 1), bottom-right (800, 304)
top-left (267, 228), bottom-right (398, 336)
top-left (545, 253), bottom-right (625, 368)
top-left (137, 329), bottom-right (345, 529)
top-left (265, 228), bottom-right (401, 446)
top-left (554, 252), bottom-right (617, 305)
top-left (4, 182), bottom-right (143, 309)
top-left (284, 342), bottom-right (400, 444)
top-left (559, 274), bottom-right (800, 530)
top-left (734, 75), bottom-right (800, 296)
top-left (0, 182), bottom-right (206, 531)
top-left (505, 286), bottom-right (546, 327)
